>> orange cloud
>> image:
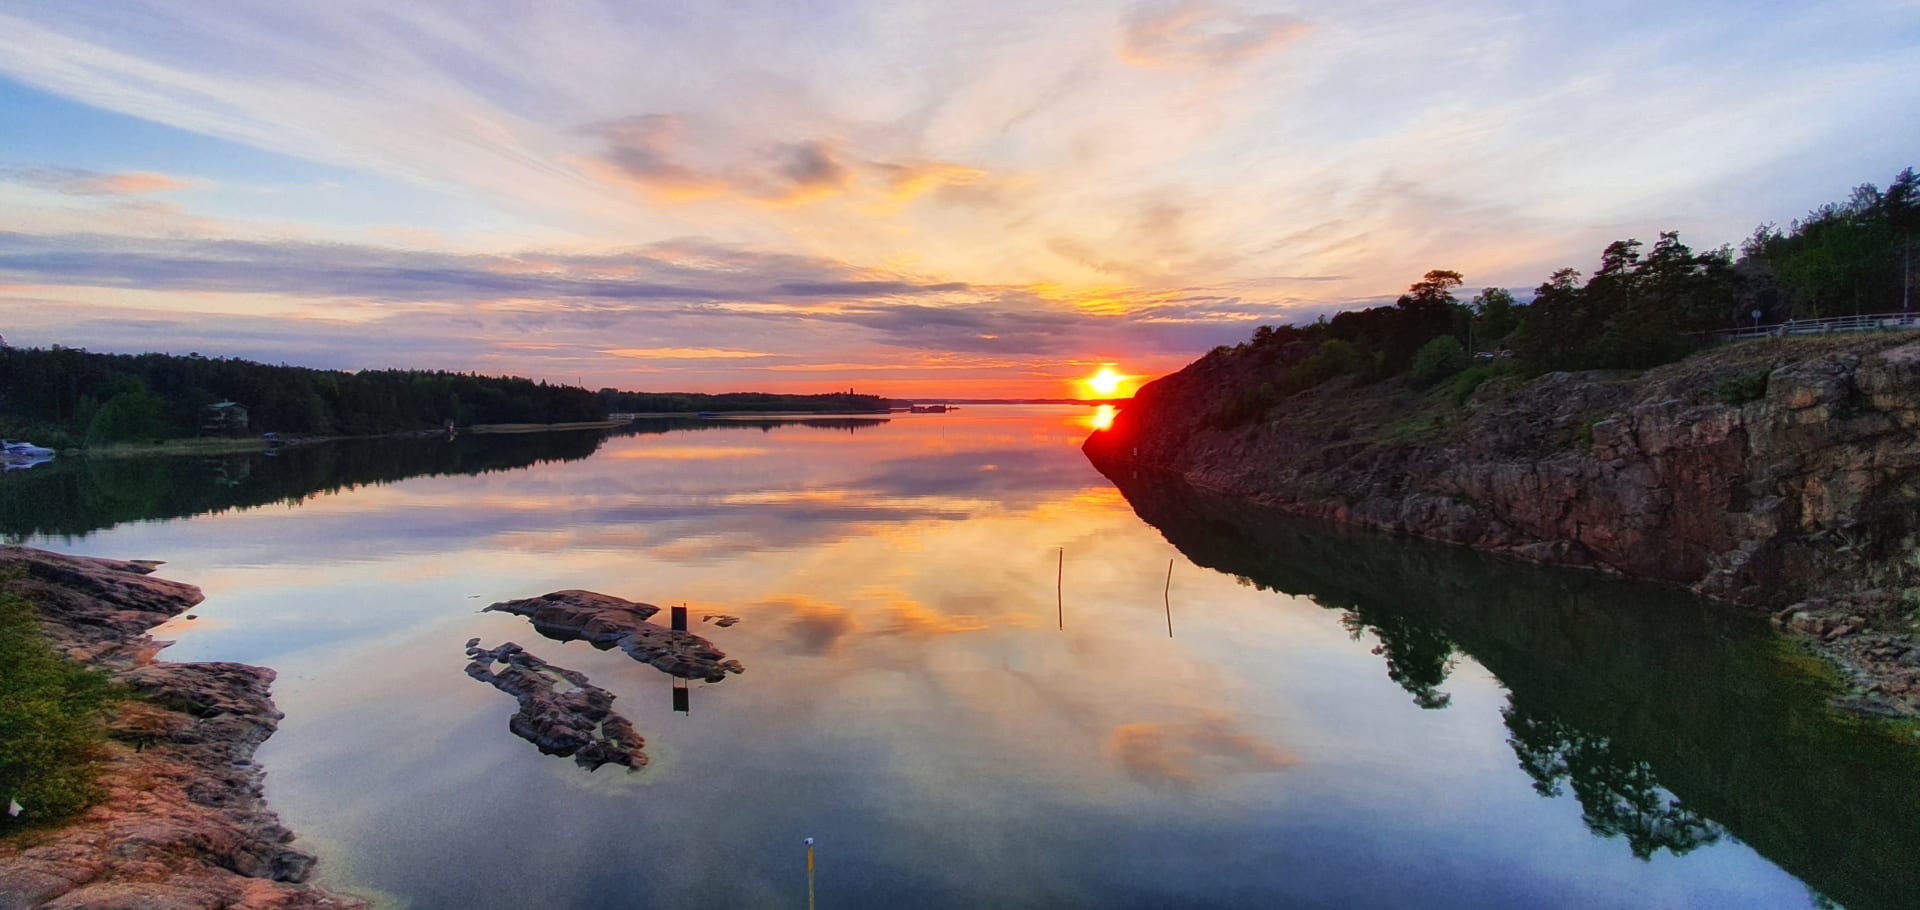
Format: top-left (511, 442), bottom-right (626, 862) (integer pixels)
top-left (1121, 2), bottom-right (1311, 69)
top-left (871, 160), bottom-right (990, 202)
top-left (602, 347), bottom-right (774, 359)
top-left (3, 166), bottom-right (199, 196)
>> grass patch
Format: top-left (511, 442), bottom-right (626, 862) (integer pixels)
top-left (1373, 411), bottom-right (1450, 444)
top-left (0, 571), bottom-right (119, 832)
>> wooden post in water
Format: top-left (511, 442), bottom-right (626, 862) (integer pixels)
top-left (1057, 547), bottom-right (1064, 631)
top-left (1164, 559), bottom-right (1174, 638)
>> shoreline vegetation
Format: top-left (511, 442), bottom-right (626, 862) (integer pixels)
top-left (0, 547), bottom-right (366, 909)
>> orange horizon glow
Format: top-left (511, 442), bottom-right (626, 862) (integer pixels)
top-left (1076, 364), bottom-right (1142, 400)
top-left (563, 357), bottom-right (1171, 401)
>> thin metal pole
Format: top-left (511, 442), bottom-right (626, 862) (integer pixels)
top-left (1056, 548), bottom-right (1064, 631)
top-left (1164, 559), bottom-right (1174, 638)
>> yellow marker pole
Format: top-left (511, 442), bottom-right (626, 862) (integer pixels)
top-left (806, 837), bottom-right (816, 910)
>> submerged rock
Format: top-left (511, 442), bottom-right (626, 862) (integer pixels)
top-left (701, 613), bottom-right (741, 628)
top-left (486, 590), bottom-right (746, 683)
top-left (463, 640), bottom-right (646, 771)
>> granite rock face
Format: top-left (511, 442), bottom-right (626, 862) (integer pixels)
top-left (463, 640), bottom-right (647, 771)
top-left (486, 590), bottom-right (746, 683)
top-left (0, 546), bottom-right (366, 910)
top-left (1086, 336), bottom-right (1920, 713)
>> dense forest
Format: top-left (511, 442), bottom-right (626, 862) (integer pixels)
top-left (1205, 166), bottom-right (1918, 427)
top-left (0, 347), bottom-right (606, 447)
top-left (594, 389), bottom-right (888, 414)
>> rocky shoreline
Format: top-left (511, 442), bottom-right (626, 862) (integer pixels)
top-left (0, 547), bottom-right (365, 910)
top-left (1087, 335), bottom-right (1920, 715)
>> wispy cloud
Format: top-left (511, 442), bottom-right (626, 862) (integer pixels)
top-left (581, 114), bottom-right (1006, 211)
top-left (0, 1), bottom-right (1917, 392)
top-left (2, 166), bottom-right (197, 196)
top-left (602, 347), bottom-right (773, 360)
top-left (1120, 2), bottom-right (1312, 69)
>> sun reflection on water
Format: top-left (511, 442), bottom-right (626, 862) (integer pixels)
top-left (1085, 403), bottom-right (1116, 431)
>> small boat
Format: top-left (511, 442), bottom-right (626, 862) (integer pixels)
top-left (2, 440), bottom-right (56, 471)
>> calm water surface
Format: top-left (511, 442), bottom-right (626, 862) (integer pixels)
top-left (8, 406), bottom-right (1918, 909)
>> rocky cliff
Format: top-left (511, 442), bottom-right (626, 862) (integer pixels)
top-left (1085, 334), bottom-right (1920, 713)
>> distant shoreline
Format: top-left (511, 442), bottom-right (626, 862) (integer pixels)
top-left (59, 421), bottom-right (626, 460)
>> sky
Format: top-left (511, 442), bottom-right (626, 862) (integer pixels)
top-left (2, 1), bottom-right (1918, 398)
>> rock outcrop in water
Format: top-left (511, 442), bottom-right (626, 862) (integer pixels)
top-left (485, 590), bottom-right (745, 683)
top-left (1085, 336), bottom-right (1920, 714)
top-left (0, 546), bottom-right (365, 910)
top-left (463, 640), bottom-right (647, 771)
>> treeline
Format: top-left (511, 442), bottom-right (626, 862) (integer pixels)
top-left (595, 389), bottom-right (888, 414)
top-left (0, 347), bottom-right (604, 447)
top-left (1207, 166), bottom-right (1917, 426)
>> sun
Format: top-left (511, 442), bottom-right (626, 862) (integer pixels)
top-left (1084, 367), bottom-right (1124, 397)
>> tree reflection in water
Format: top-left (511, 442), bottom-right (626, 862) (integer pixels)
top-left (1503, 696), bottom-right (1722, 859)
top-left (1341, 610), bottom-right (1459, 710)
top-left (1089, 460), bottom-right (1920, 910)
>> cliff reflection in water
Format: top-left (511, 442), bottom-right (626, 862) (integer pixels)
top-left (1094, 464), bottom-right (1920, 910)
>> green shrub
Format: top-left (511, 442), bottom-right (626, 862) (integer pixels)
top-left (1410, 336), bottom-right (1469, 387)
top-left (1447, 363), bottom-right (1514, 405)
top-left (1715, 367), bottom-right (1771, 405)
top-left (0, 573), bottom-right (117, 830)
top-left (1573, 416), bottom-right (1601, 450)
top-left (1205, 382), bottom-right (1280, 430)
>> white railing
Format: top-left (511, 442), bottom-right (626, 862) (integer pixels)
top-left (1703, 311), bottom-right (1920, 342)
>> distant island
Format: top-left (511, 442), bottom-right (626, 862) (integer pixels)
top-left (0, 346), bottom-right (913, 450)
top-left (595, 388), bottom-right (888, 415)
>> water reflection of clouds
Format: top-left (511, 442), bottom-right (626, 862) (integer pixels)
top-left (121, 431), bottom-right (1110, 568)
top-left (1109, 712), bottom-right (1301, 789)
top-left (605, 445), bottom-right (773, 460)
top-left (754, 594), bottom-right (859, 656)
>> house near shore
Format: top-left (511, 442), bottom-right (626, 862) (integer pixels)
top-left (201, 401), bottom-right (249, 435)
